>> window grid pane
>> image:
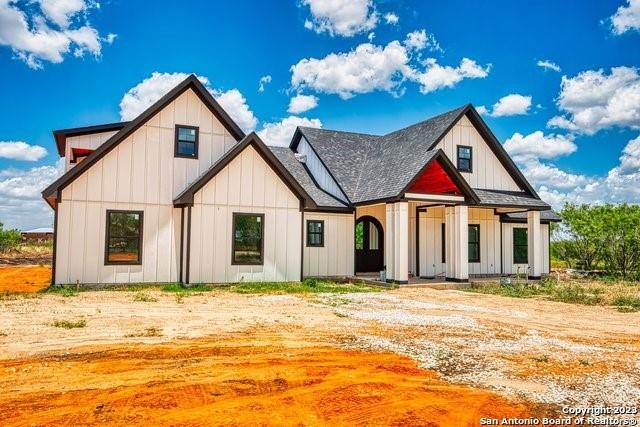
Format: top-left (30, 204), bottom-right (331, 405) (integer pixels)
top-left (175, 126), bottom-right (198, 158)
top-left (307, 220), bottom-right (324, 247)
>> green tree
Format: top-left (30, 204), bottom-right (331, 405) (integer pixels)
top-left (0, 222), bottom-right (21, 252)
top-left (559, 204), bottom-right (604, 270)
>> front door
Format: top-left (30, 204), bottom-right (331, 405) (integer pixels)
top-left (355, 216), bottom-right (384, 273)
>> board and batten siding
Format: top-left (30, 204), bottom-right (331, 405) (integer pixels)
top-left (64, 131), bottom-right (119, 172)
top-left (54, 88), bottom-right (238, 285)
top-left (303, 212), bottom-right (354, 278)
top-left (297, 137), bottom-right (349, 203)
top-left (435, 115), bottom-right (521, 192)
top-left (502, 222), bottom-right (550, 275)
top-left (188, 145), bottom-right (302, 283)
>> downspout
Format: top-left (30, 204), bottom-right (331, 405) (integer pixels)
top-left (300, 208), bottom-right (304, 282)
top-left (50, 197), bottom-right (59, 286)
top-left (415, 205), bottom-right (420, 278)
top-left (179, 206), bottom-right (184, 283)
top-left (499, 217), bottom-right (504, 276)
top-left (185, 206), bottom-right (192, 285)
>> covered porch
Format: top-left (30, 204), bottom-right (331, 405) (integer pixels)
top-left (354, 197), bottom-right (549, 284)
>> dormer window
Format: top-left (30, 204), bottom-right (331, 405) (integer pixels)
top-left (175, 125), bottom-right (199, 158)
top-left (457, 145), bottom-right (472, 172)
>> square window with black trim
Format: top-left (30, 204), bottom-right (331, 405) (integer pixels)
top-left (105, 210), bottom-right (143, 265)
top-left (307, 220), bottom-right (324, 247)
top-left (457, 145), bottom-right (472, 172)
top-left (175, 125), bottom-right (199, 158)
top-left (513, 228), bottom-right (528, 264)
top-left (232, 213), bottom-right (264, 265)
top-left (468, 224), bottom-right (480, 263)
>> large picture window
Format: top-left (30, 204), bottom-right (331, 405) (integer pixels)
top-left (105, 210), bottom-right (143, 265)
top-left (513, 228), bottom-right (528, 264)
top-left (468, 224), bottom-right (480, 263)
top-left (307, 220), bottom-right (324, 247)
top-left (457, 145), bottom-right (473, 172)
top-left (232, 213), bottom-right (264, 265)
top-left (174, 125), bottom-right (199, 158)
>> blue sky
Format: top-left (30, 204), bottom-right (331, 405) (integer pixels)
top-left (1, 0), bottom-right (640, 230)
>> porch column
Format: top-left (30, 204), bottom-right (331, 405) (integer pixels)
top-left (527, 211), bottom-right (542, 279)
top-left (394, 201), bottom-right (409, 284)
top-left (385, 203), bottom-right (395, 281)
top-left (445, 205), bottom-right (468, 282)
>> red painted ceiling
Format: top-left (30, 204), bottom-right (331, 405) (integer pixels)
top-left (408, 159), bottom-right (461, 194)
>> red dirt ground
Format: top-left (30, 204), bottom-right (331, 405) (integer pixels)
top-left (0, 265), bottom-right (51, 293)
top-left (0, 335), bottom-right (531, 426)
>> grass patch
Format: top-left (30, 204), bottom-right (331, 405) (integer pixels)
top-left (125, 326), bottom-right (162, 337)
top-left (613, 295), bottom-right (640, 312)
top-left (466, 277), bottom-right (604, 306)
top-left (133, 292), bottom-right (158, 302)
top-left (225, 279), bottom-right (381, 295)
top-left (0, 292), bottom-right (42, 301)
top-left (52, 319), bottom-right (86, 329)
top-left (44, 285), bottom-right (79, 297)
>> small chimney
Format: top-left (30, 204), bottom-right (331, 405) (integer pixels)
top-left (294, 153), bottom-right (307, 163)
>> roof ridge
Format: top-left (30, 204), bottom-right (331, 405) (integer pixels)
top-left (298, 126), bottom-right (380, 138)
top-left (382, 104), bottom-right (468, 139)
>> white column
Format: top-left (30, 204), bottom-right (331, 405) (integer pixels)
top-left (445, 207), bottom-right (456, 279)
top-left (394, 201), bottom-right (409, 284)
top-left (445, 205), bottom-right (468, 281)
top-left (455, 205), bottom-right (468, 281)
top-left (527, 210), bottom-right (542, 278)
top-left (385, 203), bottom-right (395, 282)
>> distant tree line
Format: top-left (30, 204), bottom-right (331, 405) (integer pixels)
top-left (552, 204), bottom-right (640, 279)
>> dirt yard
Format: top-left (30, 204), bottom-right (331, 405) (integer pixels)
top-left (1, 270), bottom-right (639, 425)
top-left (0, 265), bottom-right (51, 293)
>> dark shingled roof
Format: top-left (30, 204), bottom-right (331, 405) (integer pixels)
top-left (503, 211), bottom-right (562, 222)
top-left (296, 106), bottom-right (479, 203)
top-left (268, 146), bottom-right (350, 210)
top-left (474, 189), bottom-right (550, 209)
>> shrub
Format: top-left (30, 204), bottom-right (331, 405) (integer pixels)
top-left (0, 222), bottom-right (21, 253)
top-left (52, 319), bottom-right (87, 329)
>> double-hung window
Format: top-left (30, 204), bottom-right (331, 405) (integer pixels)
top-left (175, 125), bottom-right (199, 158)
top-left (457, 145), bottom-right (472, 172)
top-left (307, 220), bottom-right (324, 247)
top-left (513, 228), bottom-right (528, 264)
top-left (468, 224), bottom-right (480, 263)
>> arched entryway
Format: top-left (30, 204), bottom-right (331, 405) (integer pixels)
top-left (355, 216), bottom-right (384, 273)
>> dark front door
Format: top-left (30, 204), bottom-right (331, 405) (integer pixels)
top-left (355, 216), bottom-right (384, 273)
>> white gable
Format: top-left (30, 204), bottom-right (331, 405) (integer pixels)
top-left (434, 115), bottom-right (522, 192)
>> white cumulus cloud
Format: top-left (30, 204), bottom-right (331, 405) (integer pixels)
top-left (288, 94), bottom-right (319, 114)
top-left (503, 131), bottom-right (576, 163)
top-left (301, 0), bottom-right (378, 37)
top-left (610, 0), bottom-right (640, 35)
top-left (119, 72), bottom-right (258, 132)
top-left (383, 12), bottom-right (398, 25)
top-left (258, 116), bottom-right (322, 147)
top-left (0, 161), bottom-right (63, 230)
top-left (410, 57), bottom-right (490, 95)
top-left (486, 94), bottom-right (532, 117)
top-left (290, 36), bottom-right (489, 99)
top-left (403, 29), bottom-right (441, 52)
top-left (547, 66), bottom-right (640, 134)
top-left (258, 75), bottom-right (272, 92)
top-left (536, 59), bottom-right (561, 72)
top-left (0, 0), bottom-right (114, 69)
top-left (0, 141), bottom-right (48, 161)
